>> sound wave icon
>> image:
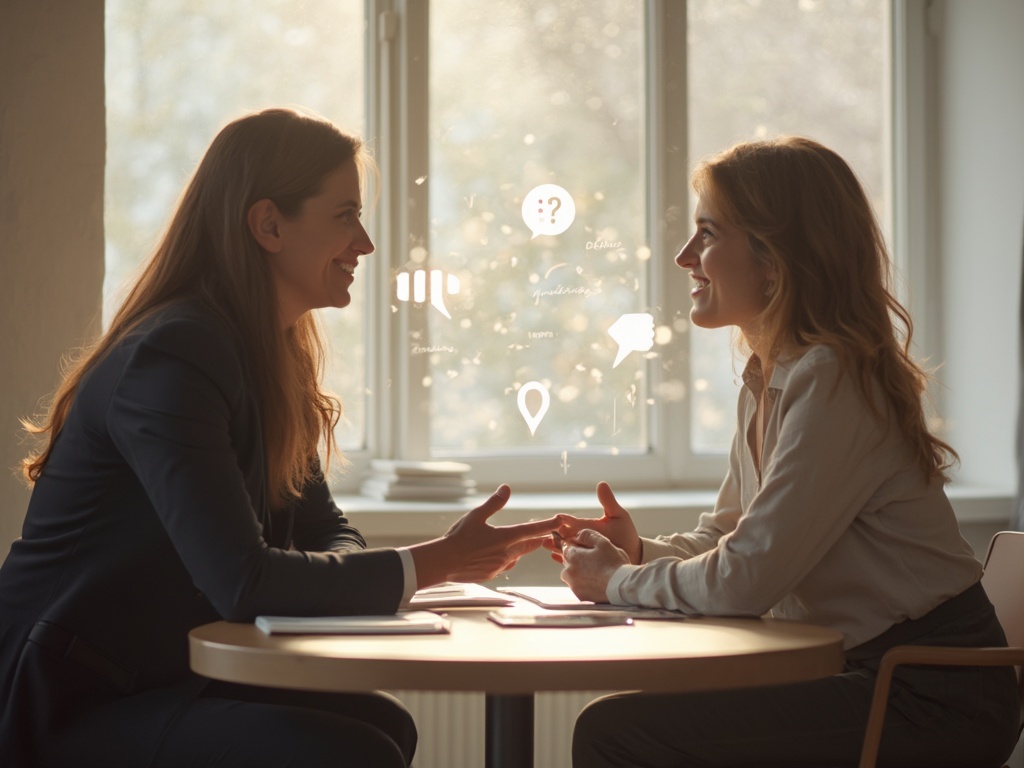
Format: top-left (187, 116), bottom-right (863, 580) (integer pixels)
top-left (396, 269), bottom-right (461, 319)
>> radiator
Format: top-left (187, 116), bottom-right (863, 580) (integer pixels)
top-left (388, 690), bottom-right (612, 768)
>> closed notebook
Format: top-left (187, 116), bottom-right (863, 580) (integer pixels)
top-left (408, 582), bottom-right (514, 608)
top-left (498, 586), bottom-right (607, 610)
top-left (255, 610), bottom-right (451, 635)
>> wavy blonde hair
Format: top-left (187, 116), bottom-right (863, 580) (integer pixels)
top-left (23, 108), bottom-right (370, 508)
top-left (692, 136), bottom-right (957, 480)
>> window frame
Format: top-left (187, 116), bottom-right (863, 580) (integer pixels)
top-left (345, 0), bottom-right (731, 495)
top-left (334, 0), bottom-right (907, 496)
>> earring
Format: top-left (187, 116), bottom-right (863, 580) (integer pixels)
top-left (764, 281), bottom-right (776, 298)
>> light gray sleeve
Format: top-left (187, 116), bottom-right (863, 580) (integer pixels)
top-left (611, 351), bottom-right (900, 617)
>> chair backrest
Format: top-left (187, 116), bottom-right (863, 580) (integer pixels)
top-left (980, 531), bottom-right (1024, 650)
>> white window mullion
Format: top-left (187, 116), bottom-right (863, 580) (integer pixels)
top-left (647, 0), bottom-right (696, 487)
top-left (396, 0), bottom-right (433, 460)
top-left (363, 1), bottom-right (392, 474)
top-left (891, 0), bottom-right (942, 406)
top-left (368, 0), bottom-right (433, 463)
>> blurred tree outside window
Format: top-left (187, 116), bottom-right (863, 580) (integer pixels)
top-left (686, 0), bottom-right (889, 453)
top-left (424, 0), bottom-right (649, 457)
top-left (104, 0), bottom-right (368, 451)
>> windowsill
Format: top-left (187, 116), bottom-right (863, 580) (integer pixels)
top-left (336, 485), bottom-right (1013, 540)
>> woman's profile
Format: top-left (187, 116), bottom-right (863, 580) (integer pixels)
top-left (554, 137), bottom-right (1021, 767)
top-left (0, 107), bottom-right (555, 768)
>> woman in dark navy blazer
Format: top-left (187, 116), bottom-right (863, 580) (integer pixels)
top-left (0, 108), bottom-right (557, 767)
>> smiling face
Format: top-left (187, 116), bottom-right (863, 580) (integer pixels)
top-left (675, 196), bottom-right (771, 340)
top-left (251, 158), bottom-right (373, 327)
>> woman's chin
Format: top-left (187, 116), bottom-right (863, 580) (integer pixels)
top-left (328, 290), bottom-right (353, 310)
top-left (689, 309), bottom-right (718, 330)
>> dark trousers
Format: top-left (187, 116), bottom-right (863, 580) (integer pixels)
top-left (39, 680), bottom-right (417, 768)
top-left (573, 584), bottom-right (1020, 768)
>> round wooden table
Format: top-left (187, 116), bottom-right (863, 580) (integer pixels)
top-left (190, 610), bottom-right (843, 768)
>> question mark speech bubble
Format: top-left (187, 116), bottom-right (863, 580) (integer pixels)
top-left (521, 183), bottom-right (576, 238)
top-left (608, 313), bottom-right (655, 368)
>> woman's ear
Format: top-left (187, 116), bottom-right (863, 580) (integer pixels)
top-left (247, 199), bottom-right (283, 253)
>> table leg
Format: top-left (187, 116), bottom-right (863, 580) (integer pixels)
top-left (485, 693), bottom-right (534, 768)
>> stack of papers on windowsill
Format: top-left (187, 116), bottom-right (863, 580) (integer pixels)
top-left (255, 610), bottom-right (451, 635)
top-left (360, 460), bottom-right (476, 502)
top-left (408, 582), bottom-right (515, 608)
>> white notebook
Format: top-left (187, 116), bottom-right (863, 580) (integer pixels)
top-left (255, 610), bottom-right (450, 635)
top-left (498, 585), bottom-right (606, 610)
top-left (408, 582), bottom-right (514, 608)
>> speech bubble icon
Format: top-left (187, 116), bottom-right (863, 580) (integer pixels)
top-left (609, 313), bottom-right (655, 368)
top-left (517, 381), bottom-right (551, 436)
top-left (395, 268), bottom-right (461, 319)
top-left (521, 183), bottom-right (576, 238)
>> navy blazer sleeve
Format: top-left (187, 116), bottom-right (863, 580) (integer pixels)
top-left (289, 463), bottom-right (367, 554)
top-left (106, 313), bottom-right (404, 620)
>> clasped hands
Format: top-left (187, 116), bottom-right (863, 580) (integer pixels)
top-left (544, 482), bottom-right (641, 602)
top-left (412, 481), bottom-right (639, 603)
top-left (411, 484), bottom-right (558, 587)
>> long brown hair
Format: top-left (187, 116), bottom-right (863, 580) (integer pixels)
top-left (692, 136), bottom-right (957, 480)
top-left (23, 108), bottom-right (368, 508)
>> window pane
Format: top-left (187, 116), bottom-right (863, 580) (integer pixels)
top-left (104, 0), bottom-right (367, 450)
top-left (687, 0), bottom-right (889, 453)
top-left (425, 0), bottom-right (649, 456)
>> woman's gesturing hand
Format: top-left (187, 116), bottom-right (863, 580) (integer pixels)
top-left (410, 485), bottom-right (559, 587)
top-left (560, 528), bottom-right (630, 603)
top-left (543, 482), bottom-right (642, 565)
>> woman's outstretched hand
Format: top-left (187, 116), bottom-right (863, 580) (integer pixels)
top-left (409, 485), bottom-right (559, 587)
top-left (543, 482), bottom-right (641, 565)
top-left (560, 528), bottom-right (630, 602)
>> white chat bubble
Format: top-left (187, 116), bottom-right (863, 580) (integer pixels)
top-left (609, 313), bottom-right (655, 368)
top-left (521, 184), bottom-right (576, 238)
top-left (396, 269), bottom-right (461, 319)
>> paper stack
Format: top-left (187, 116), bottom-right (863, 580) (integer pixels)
top-left (360, 459), bottom-right (476, 502)
top-left (408, 582), bottom-right (514, 608)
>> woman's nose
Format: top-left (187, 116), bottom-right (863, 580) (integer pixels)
top-left (355, 220), bottom-right (374, 256)
top-left (675, 235), bottom-right (699, 269)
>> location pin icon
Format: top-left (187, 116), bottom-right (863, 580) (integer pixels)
top-left (517, 381), bottom-right (551, 436)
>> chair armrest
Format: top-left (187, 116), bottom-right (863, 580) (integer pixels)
top-left (878, 645), bottom-right (1024, 670)
top-left (858, 645), bottom-right (1024, 768)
